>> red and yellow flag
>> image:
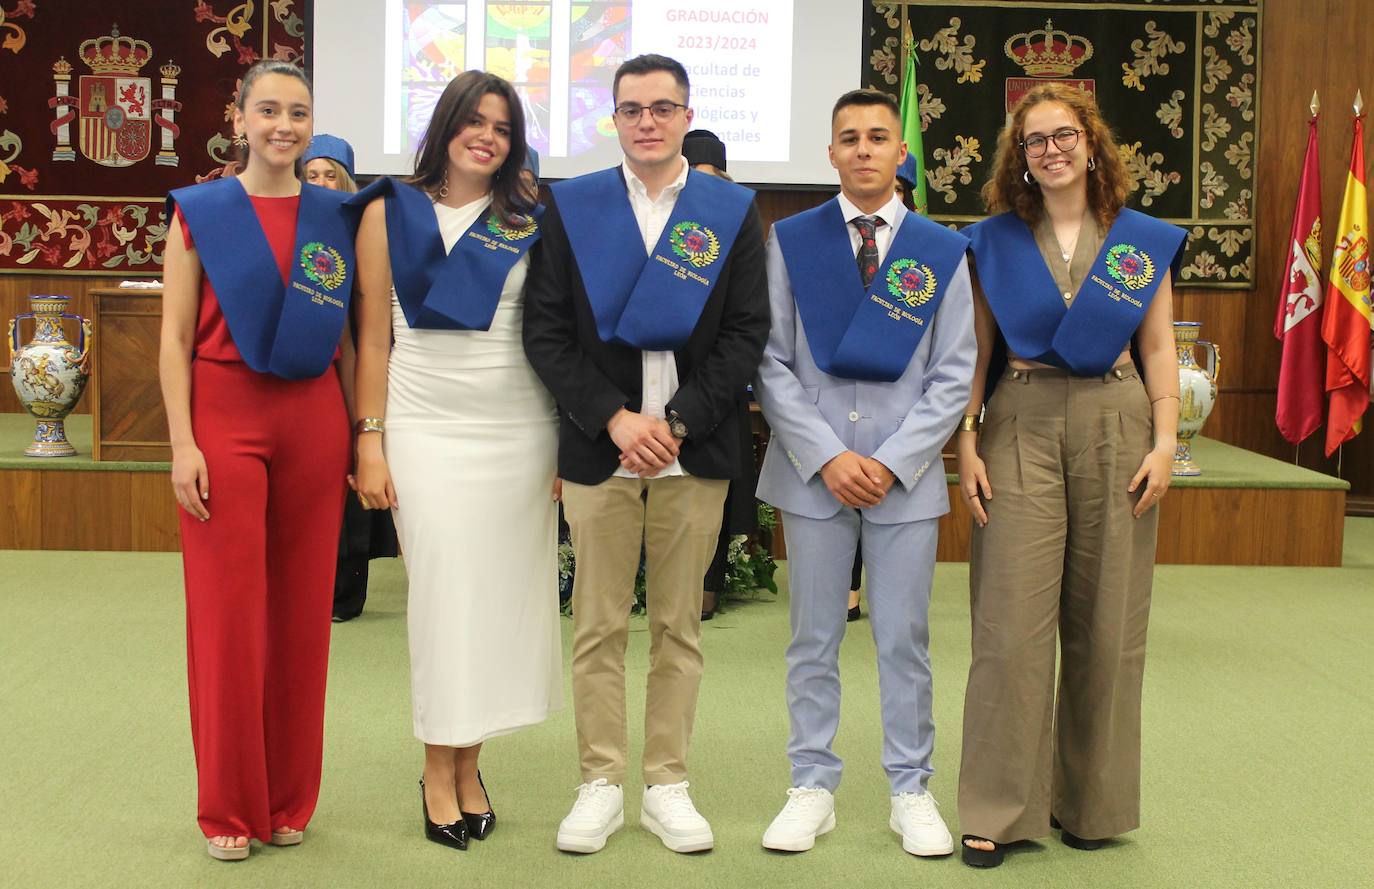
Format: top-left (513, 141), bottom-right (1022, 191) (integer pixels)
top-left (1274, 115), bottom-right (1325, 446)
top-left (1321, 111), bottom-right (1371, 456)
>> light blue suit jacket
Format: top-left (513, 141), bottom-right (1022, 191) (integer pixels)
top-left (754, 203), bottom-right (975, 524)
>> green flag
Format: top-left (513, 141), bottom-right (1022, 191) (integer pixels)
top-left (899, 38), bottom-right (928, 216)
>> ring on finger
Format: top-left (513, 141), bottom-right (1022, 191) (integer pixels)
top-left (357, 492), bottom-right (370, 508)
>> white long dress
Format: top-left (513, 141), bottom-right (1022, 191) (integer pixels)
top-left (385, 194), bottom-right (562, 746)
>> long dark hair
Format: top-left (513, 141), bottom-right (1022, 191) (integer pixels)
top-left (408, 71), bottom-right (532, 223)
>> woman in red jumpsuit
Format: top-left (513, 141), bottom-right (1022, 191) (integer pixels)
top-left (159, 59), bottom-right (357, 861)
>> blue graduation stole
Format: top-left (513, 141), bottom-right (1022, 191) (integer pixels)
top-left (551, 167), bottom-right (754, 350)
top-left (968, 209), bottom-right (1186, 375)
top-left (348, 177), bottom-right (542, 331)
top-left (168, 177), bottom-right (356, 380)
top-left (774, 198), bottom-right (969, 382)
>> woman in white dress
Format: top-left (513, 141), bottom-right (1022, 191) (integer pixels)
top-left (351, 71), bottom-right (561, 851)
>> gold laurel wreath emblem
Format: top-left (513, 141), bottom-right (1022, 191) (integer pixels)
top-left (300, 242), bottom-right (348, 291)
top-left (670, 222), bottom-right (720, 269)
top-left (488, 214), bottom-right (538, 241)
top-left (886, 259), bottom-right (938, 308)
top-left (1106, 244), bottom-right (1155, 291)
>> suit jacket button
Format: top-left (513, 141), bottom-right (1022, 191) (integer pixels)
top-left (848, 411), bottom-right (859, 422)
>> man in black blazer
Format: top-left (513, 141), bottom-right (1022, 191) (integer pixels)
top-left (523, 54), bottom-right (768, 856)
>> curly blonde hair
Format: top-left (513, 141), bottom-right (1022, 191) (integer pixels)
top-left (981, 83), bottom-right (1132, 226)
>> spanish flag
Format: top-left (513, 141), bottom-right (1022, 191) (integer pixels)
top-left (1321, 110), bottom-right (1371, 457)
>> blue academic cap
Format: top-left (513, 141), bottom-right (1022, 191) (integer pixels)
top-left (302, 134), bottom-right (355, 177)
top-left (896, 153), bottom-right (918, 189)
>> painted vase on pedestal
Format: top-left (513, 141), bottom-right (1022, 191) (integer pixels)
top-left (8, 295), bottom-right (93, 457)
top-left (1173, 321), bottom-right (1221, 476)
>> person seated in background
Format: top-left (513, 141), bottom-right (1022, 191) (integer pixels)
top-left (520, 146), bottom-right (542, 205)
top-left (298, 133), bottom-right (402, 623)
top-left (894, 154), bottom-right (918, 213)
top-left (681, 128), bottom-right (755, 622)
top-left (683, 128), bottom-right (733, 181)
top-left (302, 134), bottom-right (358, 193)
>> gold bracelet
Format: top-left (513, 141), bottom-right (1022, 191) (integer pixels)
top-left (355, 417), bottom-right (385, 434)
top-left (959, 413), bottom-right (981, 433)
top-left (1150, 394), bottom-right (1181, 405)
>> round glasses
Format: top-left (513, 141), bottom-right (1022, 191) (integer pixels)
top-left (1020, 127), bottom-right (1083, 157)
top-left (614, 101), bottom-right (688, 124)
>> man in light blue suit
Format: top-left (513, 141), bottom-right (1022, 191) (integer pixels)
top-left (755, 89), bottom-right (974, 856)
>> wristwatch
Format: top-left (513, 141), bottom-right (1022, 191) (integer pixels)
top-left (667, 410), bottom-right (689, 440)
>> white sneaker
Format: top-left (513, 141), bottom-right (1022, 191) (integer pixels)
top-left (556, 779), bottom-right (624, 853)
top-left (761, 787), bottom-right (836, 852)
top-left (640, 781), bottom-right (714, 853)
top-left (889, 791), bottom-right (954, 856)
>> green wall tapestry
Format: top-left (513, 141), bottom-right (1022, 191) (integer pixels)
top-left (865, 0), bottom-right (1262, 289)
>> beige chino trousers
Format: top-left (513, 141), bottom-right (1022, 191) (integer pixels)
top-left (959, 364), bottom-right (1159, 844)
top-left (562, 474), bottom-right (728, 786)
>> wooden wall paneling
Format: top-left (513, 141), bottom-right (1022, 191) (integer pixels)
top-left (39, 470), bottom-right (132, 550)
top-left (92, 290), bottom-right (171, 461)
top-left (129, 472), bottom-right (180, 552)
top-left (755, 189), bottom-right (833, 236)
top-left (0, 469), bottom-right (42, 548)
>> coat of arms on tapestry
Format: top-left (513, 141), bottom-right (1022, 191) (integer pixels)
top-left (0, 2), bottom-right (306, 275)
top-left (865, 0), bottom-right (1261, 288)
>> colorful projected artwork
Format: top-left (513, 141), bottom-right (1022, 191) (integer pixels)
top-left (397, 1), bottom-right (628, 160)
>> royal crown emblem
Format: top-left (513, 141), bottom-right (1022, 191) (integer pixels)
top-left (1002, 19), bottom-right (1096, 112)
top-left (886, 259), bottom-right (938, 308)
top-left (669, 221), bottom-right (720, 269)
top-left (49, 24), bottom-right (182, 168)
top-left (1005, 20), bottom-right (1094, 78)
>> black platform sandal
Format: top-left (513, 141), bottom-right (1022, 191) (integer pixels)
top-left (1051, 815), bottom-right (1106, 851)
top-left (961, 835), bottom-right (1004, 868)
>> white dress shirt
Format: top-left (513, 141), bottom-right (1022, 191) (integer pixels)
top-left (837, 190), bottom-right (902, 267)
top-left (613, 157), bottom-right (690, 479)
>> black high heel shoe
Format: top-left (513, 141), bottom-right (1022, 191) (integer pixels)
top-left (420, 777), bottom-right (469, 850)
top-left (1050, 815), bottom-right (1106, 851)
top-left (461, 771), bottom-right (497, 841)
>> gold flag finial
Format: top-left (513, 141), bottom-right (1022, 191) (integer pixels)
top-left (1355, 89), bottom-right (1364, 116)
top-left (1310, 90), bottom-right (1319, 117)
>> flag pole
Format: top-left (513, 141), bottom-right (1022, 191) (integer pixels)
top-left (1349, 89), bottom-right (1364, 484)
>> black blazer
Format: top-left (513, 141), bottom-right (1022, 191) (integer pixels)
top-left (522, 176), bottom-right (770, 486)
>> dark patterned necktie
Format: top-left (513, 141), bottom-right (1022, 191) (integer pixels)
top-left (852, 215), bottom-right (884, 287)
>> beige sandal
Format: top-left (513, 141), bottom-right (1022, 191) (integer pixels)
top-left (206, 837), bottom-right (250, 861)
top-left (269, 827), bottom-right (304, 846)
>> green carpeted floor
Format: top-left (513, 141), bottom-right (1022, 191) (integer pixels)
top-left (3, 521), bottom-right (1372, 888)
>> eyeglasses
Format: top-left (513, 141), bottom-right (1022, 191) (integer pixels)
top-left (1020, 127), bottom-right (1083, 157)
top-left (614, 101), bottom-right (688, 123)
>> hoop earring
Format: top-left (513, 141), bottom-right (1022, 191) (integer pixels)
top-left (438, 171), bottom-right (449, 200)
top-left (1088, 156), bottom-right (1096, 171)
top-left (1022, 170), bottom-right (1036, 186)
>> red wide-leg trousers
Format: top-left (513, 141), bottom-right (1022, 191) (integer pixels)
top-left (178, 360), bottom-right (349, 841)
